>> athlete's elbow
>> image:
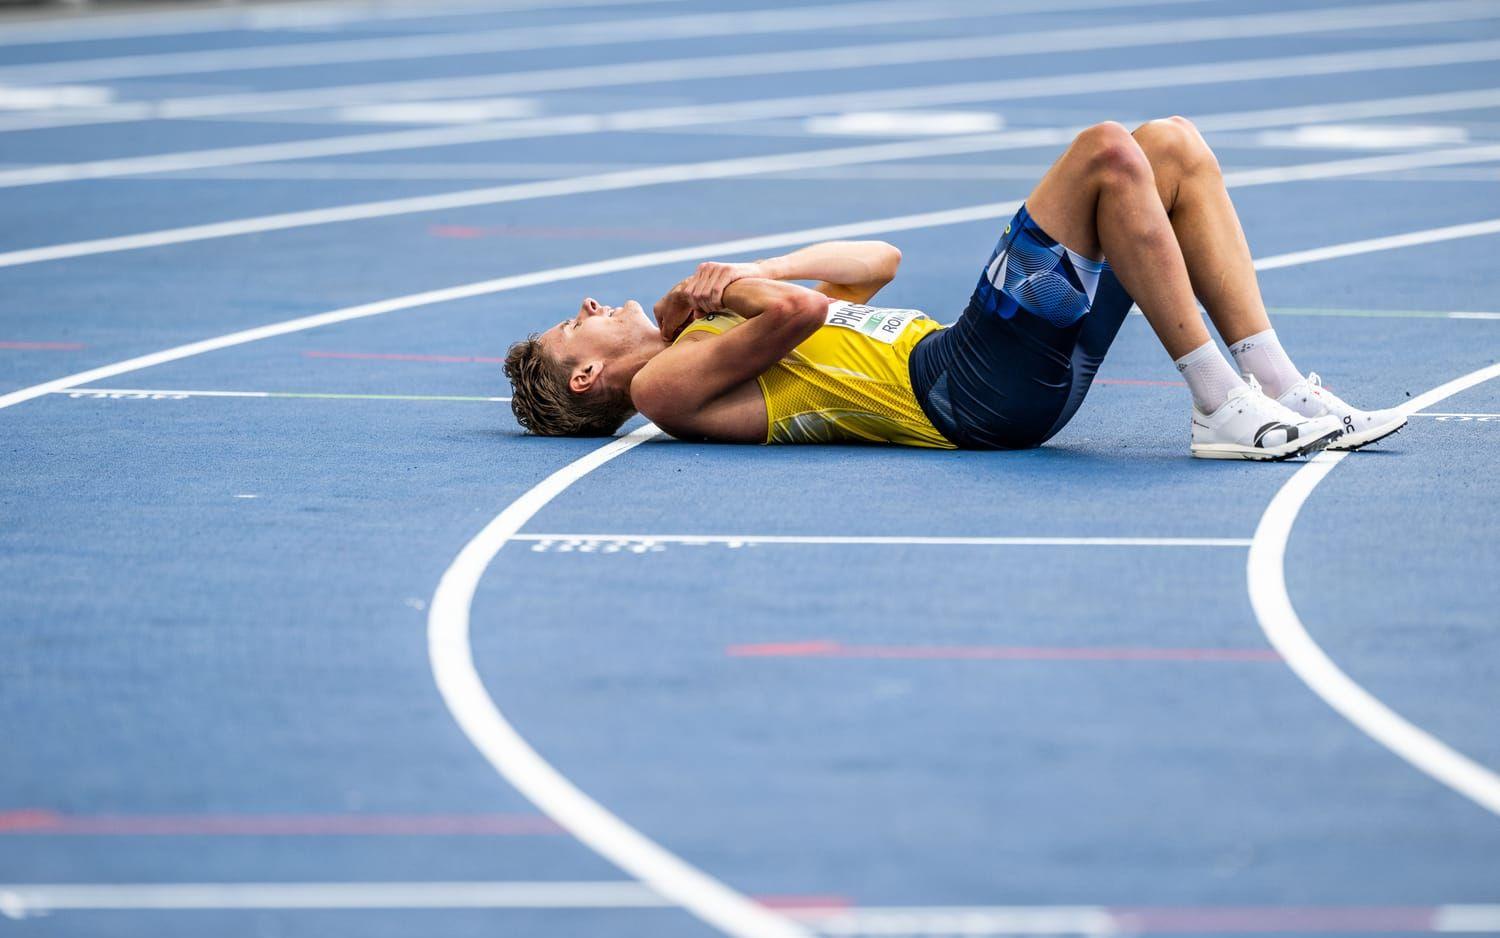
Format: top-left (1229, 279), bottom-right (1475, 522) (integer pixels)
top-left (769, 289), bottom-right (831, 326)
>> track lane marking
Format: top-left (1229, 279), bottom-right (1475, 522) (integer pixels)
top-left (1247, 363), bottom-right (1500, 817)
top-left (0, 0), bottom-right (689, 47)
top-left (8, 95), bottom-right (1500, 270)
top-left (0, 0), bottom-right (1141, 84)
top-left (49, 387), bottom-right (511, 403)
top-left (513, 533), bottom-right (1251, 547)
top-left (426, 424), bottom-right (816, 938)
top-left (0, 1), bottom-right (1474, 134)
top-left (8, 33), bottom-right (1500, 184)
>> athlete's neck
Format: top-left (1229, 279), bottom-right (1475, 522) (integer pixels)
top-left (612, 336), bottom-right (668, 396)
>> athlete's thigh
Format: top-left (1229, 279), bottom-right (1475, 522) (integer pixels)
top-left (1021, 133), bottom-right (1108, 260)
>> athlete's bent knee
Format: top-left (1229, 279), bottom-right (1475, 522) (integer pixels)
top-left (1136, 115), bottom-right (1220, 178)
top-left (1076, 121), bottom-right (1152, 186)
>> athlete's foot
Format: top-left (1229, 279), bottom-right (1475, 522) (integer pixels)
top-left (1191, 378), bottom-right (1343, 461)
top-left (1277, 372), bottom-right (1407, 451)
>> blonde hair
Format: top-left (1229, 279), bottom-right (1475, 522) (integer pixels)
top-left (503, 335), bottom-right (635, 437)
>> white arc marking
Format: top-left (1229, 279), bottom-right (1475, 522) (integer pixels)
top-left (427, 424), bottom-right (807, 938)
top-left (1248, 363), bottom-right (1500, 816)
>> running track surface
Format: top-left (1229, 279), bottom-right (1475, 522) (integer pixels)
top-left (0, 1), bottom-right (1497, 936)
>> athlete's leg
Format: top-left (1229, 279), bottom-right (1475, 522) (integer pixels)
top-left (1129, 115), bottom-right (1272, 347)
top-left (1130, 116), bottom-right (1406, 449)
top-left (1022, 121), bottom-right (1209, 360)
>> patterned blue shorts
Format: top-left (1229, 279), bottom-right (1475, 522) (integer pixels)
top-left (907, 205), bottom-right (1135, 449)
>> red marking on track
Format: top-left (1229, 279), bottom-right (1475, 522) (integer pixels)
top-left (303, 350), bottom-right (506, 364)
top-left (1096, 377), bottom-right (1187, 387)
top-left (428, 223), bottom-right (750, 241)
top-left (1111, 906), bottom-right (1436, 933)
top-left (0, 341), bottom-right (85, 350)
top-left (755, 895), bottom-right (853, 911)
top-left (727, 641), bottom-right (1280, 662)
top-left (0, 812), bottom-right (563, 836)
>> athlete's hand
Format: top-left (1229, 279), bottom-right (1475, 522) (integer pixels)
top-left (653, 277), bottom-right (699, 342)
top-left (681, 261), bottom-right (762, 316)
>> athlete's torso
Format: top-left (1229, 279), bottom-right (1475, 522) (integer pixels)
top-left (673, 300), bottom-right (953, 448)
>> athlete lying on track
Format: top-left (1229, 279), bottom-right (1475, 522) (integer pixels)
top-left (504, 116), bottom-right (1405, 459)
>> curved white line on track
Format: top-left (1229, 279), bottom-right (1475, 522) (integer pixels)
top-left (426, 424), bottom-right (806, 938)
top-left (1248, 363), bottom-right (1500, 816)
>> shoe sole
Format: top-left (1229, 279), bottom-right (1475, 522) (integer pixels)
top-left (1191, 428), bottom-right (1342, 461)
top-left (1327, 416), bottom-right (1408, 451)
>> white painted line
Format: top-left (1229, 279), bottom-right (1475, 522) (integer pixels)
top-left (428, 424), bottom-right (810, 938)
top-left (0, 0), bottom-right (1219, 133)
top-left (8, 31), bottom-right (1500, 183)
top-left (787, 905), bottom-right (1118, 936)
top-left (49, 387), bottom-right (511, 403)
top-left (1447, 311), bottom-right (1500, 320)
top-left (13, 12), bottom-right (1497, 139)
top-left (1435, 905), bottom-right (1500, 933)
top-left (1248, 363), bottom-right (1500, 817)
top-left (1254, 123), bottom-right (1470, 150)
top-left (0, 881), bottom-right (668, 916)
top-left (510, 533), bottom-right (1253, 547)
top-left (1254, 217), bottom-right (1500, 271)
top-left (336, 99), bottom-right (540, 125)
top-left (0, 0), bottom-right (688, 47)
top-left (9, 95), bottom-right (1500, 273)
top-left (1414, 412), bottom-right (1500, 419)
top-left (804, 111), bottom-right (1005, 137)
top-left (0, 0), bottom-right (1102, 84)
top-left (0, 85), bottom-right (113, 110)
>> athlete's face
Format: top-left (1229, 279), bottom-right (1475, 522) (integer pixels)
top-left (537, 297), bottom-right (658, 386)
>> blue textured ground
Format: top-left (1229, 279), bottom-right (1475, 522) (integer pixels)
top-left (1, 0), bottom-right (1497, 936)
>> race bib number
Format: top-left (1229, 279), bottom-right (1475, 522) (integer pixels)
top-left (824, 302), bottom-right (926, 344)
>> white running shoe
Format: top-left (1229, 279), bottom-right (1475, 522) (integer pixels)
top-left (1191, 378), bottom-right (1343, 460)
top-left (1277, 372), bottom-right (1407, 451)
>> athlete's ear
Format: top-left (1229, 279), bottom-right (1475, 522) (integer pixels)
top-left (569, 360), bottom-right (602, 394)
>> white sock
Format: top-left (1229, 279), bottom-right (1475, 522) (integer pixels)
top-left (1228, 328), bottom-right (1302, 399)
top-left (1175, 341), bottom-right (1246, 413)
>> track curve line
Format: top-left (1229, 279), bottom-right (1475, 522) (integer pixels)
top-left (1248, 362), bottom-right (1500, 816)
top-left (425, 424), bottom-right (807, 938)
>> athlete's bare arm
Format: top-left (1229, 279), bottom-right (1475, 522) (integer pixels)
top-left (656, 240), bottom-right (900, 341)
top-left (631, 277), bottom-right (831, 441)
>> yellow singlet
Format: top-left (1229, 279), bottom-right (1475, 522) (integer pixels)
top-left (674, 300), bottom-right (954, 448)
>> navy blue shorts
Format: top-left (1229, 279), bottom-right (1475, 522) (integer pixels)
top-left (908, 204), bottom-right (1135, 450)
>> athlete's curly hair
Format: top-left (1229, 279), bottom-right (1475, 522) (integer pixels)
top-left (503, 335), bottom-right (635, 437)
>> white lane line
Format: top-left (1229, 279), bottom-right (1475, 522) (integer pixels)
top-left (1255, 217), bottom-right (1500, 271)
top-left (8, 95), bottom-right (1500, 272)
top-left (48, 387), bottom-right (511, 402)
top-left (428, 424), bottom-right (813, 938)
top-left (510, 533), bottom-right (1252, 547)
top-left (0, 881), bottom-right (668, 916)
top-left (0, 0), bottom-right (1437, 134)
top-left (1415, 412), bottom-right (1500, 418)
top-left (0, 0), bottom-right (1099, 84)
top-left (1248, 363), bottom-right (1500, 817)
top-left (0, 0), bottom-right (688, 47)
top-left (7, 182), bottom-right (1500, 417)
top-left (8, 30), bottom-right (1500, 186)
